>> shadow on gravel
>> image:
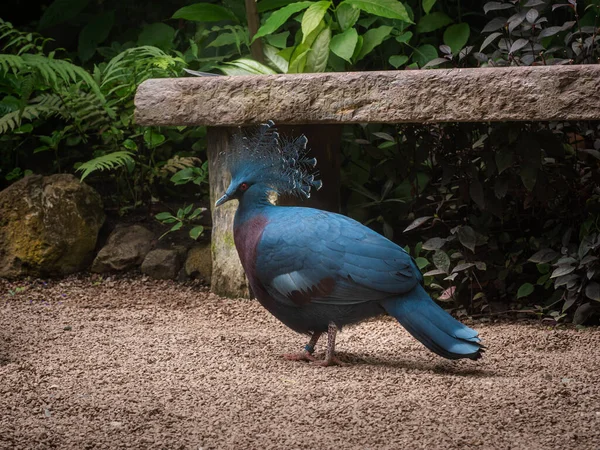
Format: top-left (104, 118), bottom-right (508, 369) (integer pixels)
top-left (334, 352), bottom-right (495, 377)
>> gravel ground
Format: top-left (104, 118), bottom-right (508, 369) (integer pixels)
top-left (1, 274), bottom-right (599, 450)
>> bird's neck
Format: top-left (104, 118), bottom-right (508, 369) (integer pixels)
top-left (234, 183), bottom-right (276, 227)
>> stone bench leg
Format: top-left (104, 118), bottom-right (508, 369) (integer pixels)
top-left (207, 125), bottom-right (342, 298)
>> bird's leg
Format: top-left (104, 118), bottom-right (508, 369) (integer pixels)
top-left (313, 322), bottom-right (347, 367)
top-left (282, 332), bottom-right (321, 362)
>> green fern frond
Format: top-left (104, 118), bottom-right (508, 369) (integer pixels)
top-left (0, 54), bottom-right (24, 74)
top-left (76, 151), bottom-right (135, 181)
top-left (0, 53), bottom-right (104, 100)
top-left (101, 46), bottom-right (185, 91)
top-left (0, 18), bottom-right (49, 54)
top-left (160, 156), bottom-right (202, 175)
top-left (0, 104), bottom-right (56, 134)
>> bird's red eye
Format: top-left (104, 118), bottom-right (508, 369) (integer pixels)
top-left (239, 182), bottom-right (249, 192)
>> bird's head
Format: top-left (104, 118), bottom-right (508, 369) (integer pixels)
top-left (215, 120), bottom-right (322, 207)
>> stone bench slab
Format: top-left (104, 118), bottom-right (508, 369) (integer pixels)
top-left (135, 65), bottom-right (600, 127)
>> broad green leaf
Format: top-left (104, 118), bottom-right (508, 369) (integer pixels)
top-left (452, 263), bottom-right (475, 273)
top-left (258, 0), bottom-right (305, 12)
top-left (155, 212), bottom-right (174, 221)
top-left (422, 237), bottom-right (446, 250)
top-left (342, 0), bottom-right (412, 22)
top-left (302, 1), bottom-right (331, 43)
top-left (412, 44), bottom-right (437, 67)
top-left (422, 0), bottom-right (436, 14)
top-left (353, 34), bottom-right (364, 60)
top-left (138, 23), bottom-right (176, 51)
top-left (190, 226), bottom-right (204, 240)
top-left (336, 3), bottom-right (360, 31)
top-left (457, 225), bottom-right (477, 252)
top-left (585, 282), bottom-right (600, 302)
top-left (207, 33), bottom-right (239, 48)
top-left (415, 257), bottom-right (430, 270)
top-left (253, 2), bottom-right (313, 41)
top-left (403, 216), bottom-right (433, 232)
top-left (143, 129), bottom-right (166, 148)
top-left (218, 58), bottom-right (278, 75)
top-left (265, 31), bottom-right (290, 48)
top-left (189, 207), bottom-right (205, 219)
top-left (443, 23), bottom-right (470, 53)
top-left (356, 25), bottom-right (393, 61)
top-left (288, 44), bottom-right (310, 73)
top-left (480, 31), bottom-right (502, 52)
top-left (78, 11), bottom-right (114, 62)
top-left (433, 250), bottom-right (451, 273)
top-left (495, 150), bottom-right (513, 174)
top-left (302, 17), bottom-right (327, 47)
top-left (39, 0), bottom-right (89, 30)
top-left (122, 139), bottom-right (137, 151)
top-left (172, 3), bottom-right (238, 22)
top-left (550, 265), bottom-right (576, 279)
top-left (517, 283), bottom-right (534, 299)
top-left (263, 44), bottom-right (289, 72)
top-left (416, 12), bottom-right (452, 33)
top-left (422, 57), bottom-right (451, 68)
top-left (277, 47), bottom-right (295, 61)
top-left (305, 26), bottom-right (331, 72)
top-left (520, 165), bottom-right (538, 191)
top-left (423, 269), bottom-right (446, 276)
top-left (529, 248), bottom-right (559, 264)
top-left (170, 222), bottom-right (183, 232)
top-left (330, 27), bottom-right (358, 62)
top-left (395, 31), bottom-right (413, 44)
top-left (484, 1), bottom-right (515, 14)
top-left (388, 55), bottom-right (409, 68)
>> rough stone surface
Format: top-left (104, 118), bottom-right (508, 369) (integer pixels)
top-left (184, 242), bottom-right (212, 281)
top-left (135, 66), bottom-right (600, 126)
top-left (141, 249), bottom-right (181, 280)
top-left (1, 274), bottom-right (600, 450)
top-left (0, 174), bottom-right (104, 278)
top-left (91, 225), bottom-right (154, 273)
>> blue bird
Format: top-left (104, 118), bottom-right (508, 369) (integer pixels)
top-left (216, 121), bottom-right (483, 366)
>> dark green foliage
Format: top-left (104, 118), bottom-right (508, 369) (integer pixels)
top-left (342, 119), bottom-right (600, 323)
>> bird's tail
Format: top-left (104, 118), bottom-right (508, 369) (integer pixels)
top-left (381, 285), bottom-right (484, 360)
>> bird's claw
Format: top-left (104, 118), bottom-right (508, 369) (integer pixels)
top-left (282, 351), bottom-right (317, 362)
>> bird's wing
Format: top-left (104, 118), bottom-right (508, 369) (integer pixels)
top-left (255, 208), bottom-right (421, 307)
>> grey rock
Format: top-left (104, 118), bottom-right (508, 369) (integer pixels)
top-left (135, 66), bottom-right (600, 126)
top-left (0, 174), bottom-right (105, 278)
top-left (91, 225), bottom-right (154, 273)
top-left (184, 242), bottom-right (212, 282)
top-left (141, 249), bottom-right (181, 280)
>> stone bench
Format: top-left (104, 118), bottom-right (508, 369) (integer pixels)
top-left (134, 65), bottom-right (600, 298)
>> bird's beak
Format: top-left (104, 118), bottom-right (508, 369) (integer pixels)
top-left (215, 193), bottom-right (230, 207)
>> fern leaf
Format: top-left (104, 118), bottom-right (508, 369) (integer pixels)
top-left (0, 104), bottom-right (55, 134)
top-left (76, 151), bottom-right (135, 181)
top-left (0, 54), bottom-right (24, 74)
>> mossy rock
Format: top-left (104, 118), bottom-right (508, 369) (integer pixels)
top-left (0, 174), bottom-right (105, 278)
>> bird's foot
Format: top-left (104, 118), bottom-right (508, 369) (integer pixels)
top-left (282, 351), bottom-right (317, 362)
top-left (312, 355), bottom-right (348, 367)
